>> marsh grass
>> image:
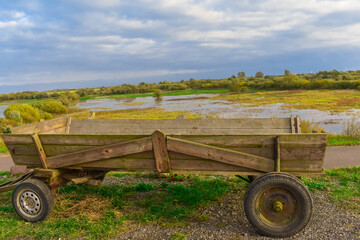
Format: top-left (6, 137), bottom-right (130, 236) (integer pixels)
top-left (216, 90), bottom-right (360, 112)
top-left (71, 108), bottom-right (202, 120)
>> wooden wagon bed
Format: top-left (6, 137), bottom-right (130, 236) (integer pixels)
top-left (2, 116), bottom-right (326, 177)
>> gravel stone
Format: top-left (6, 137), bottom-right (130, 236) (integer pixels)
top-left (103, 177), bottom-right (360, 240)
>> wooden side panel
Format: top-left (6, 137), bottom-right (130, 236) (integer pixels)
top-left (11, 117), bottom-right (68, 134)
top-left (69, 118), bottom-right (293, 135)
top-left (2, 133), bottom-right (326, 174)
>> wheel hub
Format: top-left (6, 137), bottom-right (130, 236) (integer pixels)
top-left (20, 191), bottom-right (41, 215)
top-left (273, 201), bottom-right (283, 212)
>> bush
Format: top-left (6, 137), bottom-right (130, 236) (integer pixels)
top-left (4, 104), bottom-right (40, 124)
top-left (342, 118), bottom-right (360, 138)
top-left (153, 89), bottom-right (162, 99)
top-left (40, 111), bottom-right (53, 120)
top-left (7, 111), bottom-right (23, 123)
top-left (32, 100), bottom-right (68, 114)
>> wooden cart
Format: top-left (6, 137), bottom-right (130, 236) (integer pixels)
top-left (1, 116), bottom-right (327, 237)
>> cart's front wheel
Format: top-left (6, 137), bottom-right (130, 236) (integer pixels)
top-left (12, 179), bottom-right (54, 222)
top-left (244, 172), bottom-right (312, 238)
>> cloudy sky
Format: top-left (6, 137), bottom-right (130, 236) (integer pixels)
top-left (1, 0), bottom-right (360, 93)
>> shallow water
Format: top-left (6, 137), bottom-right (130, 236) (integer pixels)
top-left (76, 94), bottom-right (360, 134)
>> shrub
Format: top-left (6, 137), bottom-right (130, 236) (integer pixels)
top-left (4, 104), bottom-right (40, 124)
top-left (7, 110), bottom-right (23, 123)
top-left (32, 100), bottom-right (68, 114)
top-left (300, 120), bottom-right (325, 133)
top-left (153, 89), bottom-right (162, 99)
top-left (342, 118), bottom-right (360, 138)
top-left (40, 111), bottom-right (53, 120)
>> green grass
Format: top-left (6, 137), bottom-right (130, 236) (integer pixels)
top-left (0, 174), bottom-right (235, 239)
top-left (327, 134), bottom-right (360, 146)
top-left (99, 89), bottom-right (229, 100)
top-left (302, 167), bottom-right (360, 212)
top-left (0, 138), bottom-right (8, 153)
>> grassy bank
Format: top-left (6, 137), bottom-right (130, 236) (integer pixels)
top-left (216, 90), bottom-right (360, 112)
top-left (79, 89), bottom-right (229, 101)
top-left (327, 135), bottom-right (360, 146)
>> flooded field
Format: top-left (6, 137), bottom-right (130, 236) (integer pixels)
top-left (76, 94), bottom-right (360, 134)
top-left (1, 92), bottom-right (359, 134)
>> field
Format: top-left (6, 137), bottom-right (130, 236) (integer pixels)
top-left (0, 168), bottom-right (359, 239)
top-left (216, 90), bottom-right (360, 112)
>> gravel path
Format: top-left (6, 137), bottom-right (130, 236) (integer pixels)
top-left (116, 188), bottom-right (360, 240)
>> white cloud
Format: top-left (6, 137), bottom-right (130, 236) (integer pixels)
top-left (0, 21), bottom-right (17, 28)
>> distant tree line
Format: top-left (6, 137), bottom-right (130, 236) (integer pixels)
top-left (1, 69), bottom-right (360, 102)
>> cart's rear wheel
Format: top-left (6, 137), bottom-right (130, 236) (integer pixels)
top-left (244, 172), bottom-right (312, 238)
top-left (12, 179), bottom-right (54, 222)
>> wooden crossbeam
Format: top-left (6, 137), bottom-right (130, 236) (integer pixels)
top-left (152, 130), bottom-right (170, 173)
top-left (167, 137), bottom-right (274, 172)
top-left (46, 137), bottom-right (153, 168)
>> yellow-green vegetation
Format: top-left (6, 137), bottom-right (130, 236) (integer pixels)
top-left (216, 90), bottom-right (360, 112)
top-left (327, 135), bottom-right (360, 146)
top-left (0, 173), bottom-right (233, 239)
top-left (302, 167), bottom-right (360, 212)
top-left (300, 119), bottom-right (325, 133)
top-left (31, 100), bottom-right (68, 114)
top-left (0, 138), bottom-right (7, 153)
top-left (4, 104), bottom-right (40, 124)
top-left (119, 102), bottom-right (146, 106)
top-left (71, 108), bottom-right (202, 119)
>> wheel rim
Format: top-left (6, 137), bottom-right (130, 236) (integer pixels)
top-left (17, 189), bottom-right (42, 217)
top-left (255, 186), bottom-right (301, 226)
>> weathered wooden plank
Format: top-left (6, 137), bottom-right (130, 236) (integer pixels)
top-left (31, 133), bottom-right (48, 169)
top-left (70, 118), bottom-right (292, 130)
top-left (65, 117), bottom-right (72, 134)
top-left (46, 137), bottom-right (153, 168)
top-left (296, 115), bottom-right (301, 133)
top-left (11, 155), bottom-right (41, 166)
top-left (11, 117), bottom-right (68, 134)
top-left (34, 168), bottom-right (61, 179)
top-left (1, 134), bottom-right (34, 144)
top-left (274, 136), bottom-right (280, 172)
top-left (75, 157), bottom-right (156, 170)
top-left (152, 131), bottom-right (170, 173)
top-left (290, 115), bottom-right (295, 134)
top-left (167, 137), bottom-right (274, 172)
top-left (39, 135), bottom-right (147, 145)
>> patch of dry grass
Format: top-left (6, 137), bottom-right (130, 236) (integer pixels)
top-left (216, 90), bottom-right (360, 112)
top-left (71, 108), bottom-right (202, 119)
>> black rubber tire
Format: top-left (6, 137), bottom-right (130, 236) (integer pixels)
top-left (12, 179), bottom-right (54, 222)
top-left (244, 172), bottom-right (312, 238)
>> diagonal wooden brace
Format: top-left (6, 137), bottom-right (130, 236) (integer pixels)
top-left (46, 137), bottom-right (153, 168)
top-left (167, 136), bottom-right (274, 172)
top-left (31, 133), bottom-right (48, 169)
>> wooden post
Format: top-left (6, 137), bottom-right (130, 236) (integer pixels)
top-left (290, 115), bottom-right (295, 133)
top-left (296, 115), bottom-right (301, 133)
top-left (152, 130), bottom-right (170, 173)
top-left (31, 133), bottom-right (48, 169)
top-left (274, 136), bottom-right (280, 172)
top-left (65, 117), bottom-right (72, 134)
